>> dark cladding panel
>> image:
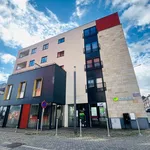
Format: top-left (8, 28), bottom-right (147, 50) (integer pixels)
top-left (96, 13), bottom-right (120, 32)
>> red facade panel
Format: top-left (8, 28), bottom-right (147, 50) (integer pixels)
top-left (19, 104), bottom-right (30, 129)
top-left (96, 13), bottom-right (120, 32)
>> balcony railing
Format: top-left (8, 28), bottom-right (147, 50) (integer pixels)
top-left (84, 61), bottom-right (103, 71)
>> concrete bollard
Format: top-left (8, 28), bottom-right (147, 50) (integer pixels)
top-left (55, 118), bottom-right (58, 136)
top-left (106, 118), bottom-right (110, 137)
top-left (15, 126), bottom-right (18, 133)
top-left (80, 119), bottom-right (82, 137)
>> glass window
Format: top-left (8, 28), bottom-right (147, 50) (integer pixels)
top-left (31, 48), bottom-right (36, 54)
top-left (85, 43), bottom-right (91, 53)
top-left (96, 78), bottom-right (103, 89)
top-left (92, 41), bottom-right (98, 50)
top-left (87, 60), bottom-right (93, 68)
top-left (58, 38), bottom-right (65, 44)
top-left (90, 26), bottom-right (97, 35)
top-left (94, 58), bottom-right (100, 68)
top-left (43, 43), bottom-right (49, 50)
top-left (84, 29), bottom-right (90, 37)
top-left (41, 56), bottom-right (47, 63)
top-left (4, 85), bottom-right (13, 100)
top-left (57, 51), bottom-right (64, 58)
top-left (17, 82), bottom-right (26, 98)
top-left (88, 79), bottom-right (94, 88)
top-left (33, 78), bottom-right (42, 97)
top-left (29, 60), bottom-right (35, 67)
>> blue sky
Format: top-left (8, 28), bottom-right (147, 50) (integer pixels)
top-left (0, 0), bottom-right (150, 96)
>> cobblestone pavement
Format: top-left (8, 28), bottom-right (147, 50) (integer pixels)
top-left (0, 128), bottom-right (150, 150)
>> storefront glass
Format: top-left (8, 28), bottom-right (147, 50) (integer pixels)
top-left (7, 105), bottom-right (21, 127)
top-left (0, 106), bottom-right (7, 126)
top-left (28, 105), bottom-right (39, 128)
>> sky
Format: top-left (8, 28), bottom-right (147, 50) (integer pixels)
top-left (0, 0), bottom-right (150, 96)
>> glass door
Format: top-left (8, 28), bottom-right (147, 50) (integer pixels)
top-left (91, 106), bottom-right (99, 127)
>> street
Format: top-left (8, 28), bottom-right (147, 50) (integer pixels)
top-left (0, 128), bottom-right (150, 150)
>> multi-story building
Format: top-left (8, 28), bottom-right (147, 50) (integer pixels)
top-left (0, 13), bottom-right (149, 129)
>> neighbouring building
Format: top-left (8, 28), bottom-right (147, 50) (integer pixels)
top-left (0, 13), bottom-right (149, 129)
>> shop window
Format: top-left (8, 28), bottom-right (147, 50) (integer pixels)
top-left (7, 105), bottom-right (21, 127)
top-left (57, 51), bottom-right (64, 58)
top-left (94, 58), bottom-right (100, 68)
top-left (88, 79), bottom-right (94, 88)
top-left (17, 82), bottom-right (26, 98)
top-left (58, 37), bottom-right (65, 44)
top-left (4, 85), bottom-right (13, 100)
top-left (41, 56), bottom-right (47, 63)
top-left (0, 106), bottom-right (7, 126)
top-left (87, 59), bottom-right (93, 68)
top-left (43, 43), bottom-right (49, 50)
top-left (32, 78), bottom-right (43, 97)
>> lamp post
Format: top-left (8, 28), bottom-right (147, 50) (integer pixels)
top-left (74, 66), bottom-right (77, 134)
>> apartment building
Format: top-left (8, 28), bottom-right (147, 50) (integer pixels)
top-left (0, 13), bottom-right (149, 129)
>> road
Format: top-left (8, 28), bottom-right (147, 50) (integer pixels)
top-left (0, 128), bottom-right (150, 150)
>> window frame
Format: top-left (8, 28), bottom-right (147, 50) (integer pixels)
top-left (32, 78), bottom-right (43, 97)
top-left (57, 51), bottom-right (64, 58)
top-left (58, 37), bottom-right (65, 44)
top-left (29, 60), bottom-right (35, 67)
top-left (43, 43), bottom-right (49, 50)
top-left (4, 84), bottom-right (13, 100)
top-left (17, 81), bottom-right (27, 99)
top-left (31, 48), bottom-right (37, 54)
top-left (41, 56), bottom-right (47, 63)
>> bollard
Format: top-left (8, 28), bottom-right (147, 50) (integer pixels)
top-left (15, 126), bottom-right (18, 133)
top-left (37, 119), bottom-right (39, 133)
top-left (136, 119), bottom-right (142, 136)
top-left (80, 119), bottom-right (82, 137)
top-left (106, 118), bottom-right (110, 137)
top-left (55, 118), bottom-right (58, 136)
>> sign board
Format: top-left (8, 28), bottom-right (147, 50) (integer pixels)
top-left (130, 113), bottom-right (136, 120)
top-left (41, 100), bottom-right (47, 109)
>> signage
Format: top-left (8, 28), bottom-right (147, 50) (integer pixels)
top-left (41, 100), bottom-right (47, 109)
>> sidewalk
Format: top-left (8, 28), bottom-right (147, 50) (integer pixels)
top-left (0, 127), bottom-right (150, 139)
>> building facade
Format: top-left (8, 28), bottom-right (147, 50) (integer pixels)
top-left (0, 13), bottom-right (149, 129)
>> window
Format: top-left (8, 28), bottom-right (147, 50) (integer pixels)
top-left (58, 38), bottom-right (65, 44)
top-left (94, 58), bottom-right (100, 68)
top-left (16, 62), bottom-right (27, 70)
top-left (88, 79), bottom-right (94, 88)
top-left (29, 60), bottom-right (35, 67)
top-left (4, 85), bottom-right (13, 100)
top-left (57, 51), bottom-right (64, 58)
top-left (19, 50), bottom-right (29, 58)
top-left (33, 78), bottom-right (43, 97)
top-left (84, 26), bottom-right (97, 37)
top-left (87, 60), bottom-right (93, 68)
top-left (85, 43), bottom-right (91, 53)
top-left (17, 82), bottom-right (26, 98)
top-left (43, 43), bottom-right (49, 50)
top-left (92, 41), bottom-right (98, 50)
top-left (41, 56), bottom-right (47, 63)
top-left (96, 78), bottom-right (103, 89)
top-left (31, 48), bottom-right (36, 54)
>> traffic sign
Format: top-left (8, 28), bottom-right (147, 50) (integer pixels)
top-left (41, 100), bottom-right (47, 108)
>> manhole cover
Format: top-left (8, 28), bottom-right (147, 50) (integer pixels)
top-left (5, 142), bottom-right (25, 148)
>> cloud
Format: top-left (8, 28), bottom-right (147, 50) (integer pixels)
top-left (71, 0), bottom-right (95, 19)
top-left (0, 0), bottom-right (78, 48)
top-left (129, 37), bottom-right (150, 96)
top-left (0, 71), bottom-right (9, 82)
top-left (0, 53), bottom-right (16, 64)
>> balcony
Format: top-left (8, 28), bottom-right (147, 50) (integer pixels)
top-left (84, 61), bottom-right (103, 71)
top-left (85, 82), bottom-right (106, 93)
top-left (19, 50), bottom-right (29, 58)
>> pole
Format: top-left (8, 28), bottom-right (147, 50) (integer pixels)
top-left (55, 118), bottom-right (58, 136)
top-left (37, 119), bottom-right (39, 133)
top-left (106, 118), bottom-right (110, 137)
top-left (80, 119), bottom-right (82, 137)
top-left (41, 108), bottom-right (45, 131)
top-left (136, 119), bottom-right (142, 136)
top-left (74, 66), bottom-right (77, 135)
